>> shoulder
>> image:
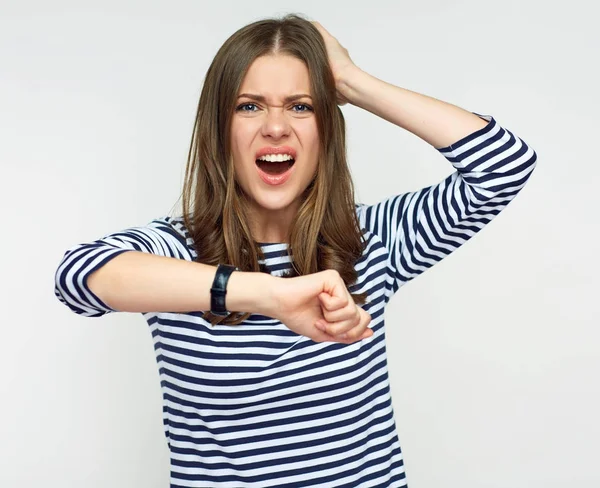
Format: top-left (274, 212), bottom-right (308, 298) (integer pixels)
top-left (352, 204), bottom-right (387, 264)
top-left (148, 215), bottom-right (197, 259)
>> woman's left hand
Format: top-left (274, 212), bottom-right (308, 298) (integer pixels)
top-left (311, 21), bottom-right (358, 106)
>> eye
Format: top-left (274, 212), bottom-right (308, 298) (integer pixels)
top-left (292, 103), bottom-right (313, 113)
top-left (236, 103), bottom-right (259, 112)
top-left (235, 102), bottom-right (314, 113)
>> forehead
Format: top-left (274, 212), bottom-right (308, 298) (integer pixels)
top-left (239, 54), bottom-right (312, 100)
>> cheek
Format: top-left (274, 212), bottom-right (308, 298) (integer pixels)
top-left (297, 123), bottom-right (320, 154)
top-left (233, 128), bottom-right (258, 159)
top-left (231, 128), bottom-right (251, 164)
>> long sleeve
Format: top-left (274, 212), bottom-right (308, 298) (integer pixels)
top-left (356, 113), bottom-right (537, 303)
top-left (53, 216), bottom-right (194, 317)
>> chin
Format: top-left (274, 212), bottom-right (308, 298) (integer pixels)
top-left (253, 192), bottom-right (298, 211)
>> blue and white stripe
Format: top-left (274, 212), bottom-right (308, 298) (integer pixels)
top-left (54, 113), bottom-right (536, 487)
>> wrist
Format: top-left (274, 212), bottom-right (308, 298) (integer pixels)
top-left (226, 271), bottom-right (281, 317)
top-left (209, 264), bottom-right (239, 316)
top-left (337, 65), bottom-right (368, 107)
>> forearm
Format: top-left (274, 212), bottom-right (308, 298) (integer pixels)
top-left (339, 66), bottom-right (489, 149)
top-left (87, 251), bottom-right (278, 315)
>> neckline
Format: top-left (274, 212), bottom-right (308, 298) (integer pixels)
top-left (255, 242), bottom-right (290, 247)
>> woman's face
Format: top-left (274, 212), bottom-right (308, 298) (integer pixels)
top-left (230, 54), bottom-right (320, 236)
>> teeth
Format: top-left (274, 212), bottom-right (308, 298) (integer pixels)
top-left (257, 154), bottom-right (294, 162)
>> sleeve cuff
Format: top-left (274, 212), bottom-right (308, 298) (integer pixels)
top-left (435, 112), bottom-right (495, 154)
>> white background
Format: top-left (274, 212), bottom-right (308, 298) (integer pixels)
top-left (1, 0), bottom-right (598, 487)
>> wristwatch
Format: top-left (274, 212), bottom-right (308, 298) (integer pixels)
top-left (210, 264), bottom-right (239, 316)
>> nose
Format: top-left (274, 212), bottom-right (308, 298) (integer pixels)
top-left (260, 107), bottom-right (291, 139)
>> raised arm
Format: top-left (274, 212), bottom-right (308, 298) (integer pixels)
top-left (338, 65), bottom-right (537, 303)
top-left (53, 216), bottom-right (273, 317)
top-left (356, 114), bottom-right (537, 302)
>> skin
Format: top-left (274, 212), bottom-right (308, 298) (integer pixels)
top-left (230, 54), bottom-right (320, 244)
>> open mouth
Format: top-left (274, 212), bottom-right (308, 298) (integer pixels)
top-left (255, 158), bottom-right (295, 175)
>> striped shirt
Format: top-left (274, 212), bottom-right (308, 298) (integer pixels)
top-left (54, 114), bottom-right (537, 487)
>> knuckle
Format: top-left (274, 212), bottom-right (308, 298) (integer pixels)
top-left (348, 330), bottom-right (364, 342)
top-left (328, 269), bottom-right (341, 280)
top-left (345, 329), bottom-right (359, 341)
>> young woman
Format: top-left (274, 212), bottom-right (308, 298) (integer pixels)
top-left (54, 14), bottom-right (537, 488)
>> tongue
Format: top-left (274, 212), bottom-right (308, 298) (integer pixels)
top-left (257, 160), bottom-right (291, 175)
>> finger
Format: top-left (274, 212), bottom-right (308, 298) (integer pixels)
top-left (313, 326), bottom-right (371, 345)
top-left (320, 306), bottom-right (359, 331)
top-left (338, 323), bottom-right (373, 342)
top-left (312, 324), bottom-right (355, 344)
top-left (311, 21), bottom-right (324, 32)
top-left (315, 319), bottom-right (353, 339)
top-left (361, 328), bottom-right (374, 339)
top-left (311, 329), bottom-right (340, 343)
top-left (334, 326), bottom-right (374, 344)
top-left (319, 311), bottom-right (359, 336)
top-left (318, 292), bottom-right (348, 312)
top-left (323, 307), bottom-right (370, 337)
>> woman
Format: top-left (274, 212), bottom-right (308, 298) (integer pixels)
top-left (54, 13), bottom-right (537, 488)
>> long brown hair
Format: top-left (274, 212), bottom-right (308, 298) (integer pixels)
top-left (177, 13), bottom-right (368, 325)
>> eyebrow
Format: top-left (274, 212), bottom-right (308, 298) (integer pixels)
top-left (237, 93), bottom-right (312, 103)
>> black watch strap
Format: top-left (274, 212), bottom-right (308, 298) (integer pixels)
top-left (210, 264), bottom-right (239, 317)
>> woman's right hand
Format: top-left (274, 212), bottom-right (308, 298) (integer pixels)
top-left (266, 270), bottom-right (373, 344)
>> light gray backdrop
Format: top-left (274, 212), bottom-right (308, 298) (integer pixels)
top-left (1, 0), bottom-right (598, 487)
